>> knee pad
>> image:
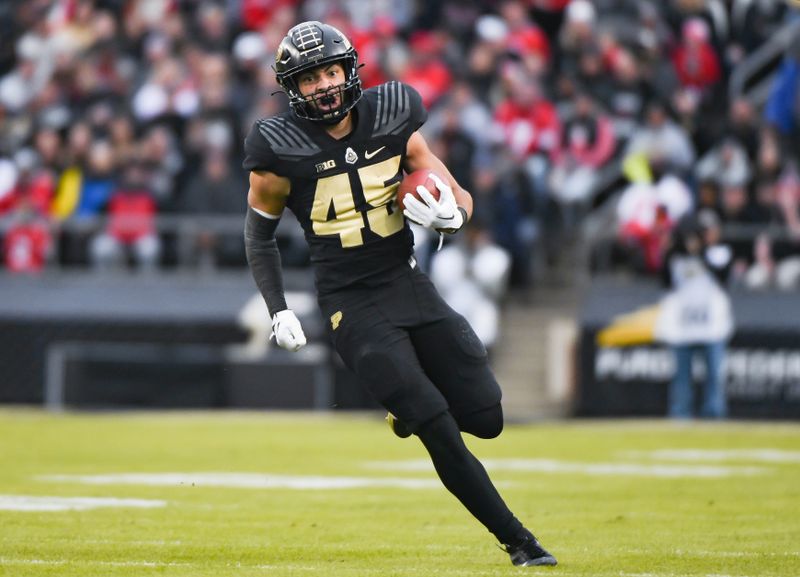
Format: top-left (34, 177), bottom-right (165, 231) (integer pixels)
top-left (354, 346), bottom-right (402, 403)
top-left (456, 404), bottom-right (504, 439)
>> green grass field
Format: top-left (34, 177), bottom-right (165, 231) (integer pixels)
top-left (1, 410), bottom-right (798, 577)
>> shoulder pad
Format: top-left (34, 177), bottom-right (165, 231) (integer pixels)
top-left (371, 81), bottom-right (415, 137)
top-left (256, 116), bottom-right (321, 158)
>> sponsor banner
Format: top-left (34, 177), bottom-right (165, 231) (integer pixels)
top-left (578, 281), bottom-right (800, 418)
top-left (579, 334), bottom-right (800, 418)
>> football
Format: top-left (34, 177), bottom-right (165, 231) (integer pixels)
top-left (396, 170), bottom-right (442, 210)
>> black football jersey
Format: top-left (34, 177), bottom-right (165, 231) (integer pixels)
top-left (243, 81), bottom-right (427, 295)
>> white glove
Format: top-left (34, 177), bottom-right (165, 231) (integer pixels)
top-left (271, 309), bottom-right (307, 352)
top-left (403, 172), bottom-right (464, 233)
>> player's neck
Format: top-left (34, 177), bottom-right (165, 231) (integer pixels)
top-left (324, 112), bottom-right (353, 140)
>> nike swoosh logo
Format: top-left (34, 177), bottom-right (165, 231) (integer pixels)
top-left (364, 146), bottom-right (385, 159)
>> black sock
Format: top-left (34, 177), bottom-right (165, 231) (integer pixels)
top-left (416, 411), bottom-right (524, 544)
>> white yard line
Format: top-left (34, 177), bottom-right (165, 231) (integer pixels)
top-left (0, 558), bottom-right (191, 567)
top-left (625, 448), bottom-right (800, 463)
top-left (38, 472), bottom-right (443, 490)
top-left (366, 459), bottom-right (767, 478)
top-left (0, 495), bottom-right (166, 512)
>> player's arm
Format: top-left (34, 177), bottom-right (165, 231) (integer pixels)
top-left (402, 131), bottom-right (471, 232)
top-left (245, 170), bottom-right (306, 352)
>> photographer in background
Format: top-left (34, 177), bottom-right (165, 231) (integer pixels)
top-left (657, 209), bottom-right (734, 419)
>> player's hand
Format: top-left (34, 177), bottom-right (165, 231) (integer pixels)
top-left (403, 173), bottom-right (464, 233)
top-left (271, 309), bottom-right (307, 352)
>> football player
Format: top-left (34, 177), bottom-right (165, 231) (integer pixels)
top-left (242, 21), bottom-right (556, 567)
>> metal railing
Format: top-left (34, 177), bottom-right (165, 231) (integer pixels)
top-left (729, 17), bottom-right (800, 105)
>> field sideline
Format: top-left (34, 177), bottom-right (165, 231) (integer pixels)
top-left (1, 409), bottom-right (798, 577)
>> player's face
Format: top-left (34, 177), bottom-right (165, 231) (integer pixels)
top-left (296, 63), bottom-right (346, 116)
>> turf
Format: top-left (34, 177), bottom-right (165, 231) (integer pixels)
top-left (0, 410), bottom-right (798, 577)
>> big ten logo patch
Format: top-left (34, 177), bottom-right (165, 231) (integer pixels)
top-left (331, 311), bottom-right (343, 330)
top-left (316, 159), bottom-right (336, 173)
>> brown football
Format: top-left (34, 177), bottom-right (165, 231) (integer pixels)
top-left (396, 170), bottom-right (442, 210)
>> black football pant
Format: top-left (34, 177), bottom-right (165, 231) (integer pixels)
top-left (318, 264), bottom-right (523, 544)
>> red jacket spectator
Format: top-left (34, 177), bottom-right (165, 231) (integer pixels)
top-left (554, 94), bottom-right (616, 168)
top-left (240, 0), bottom-right (298, 31)
top-left (107, 188), bottom-right (157, 245)
top-left (350, 18), bottom-right (395, 89)
top-left (672, 18), bottom-right (721, 91)
top-left (3, 218), bottom-right (51, 273)
top-left (400, 32), bottom-right (452, 109)
top-left (494, 79), bottom-right (560, 160)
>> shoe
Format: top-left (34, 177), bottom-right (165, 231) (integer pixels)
top-left (503, 533), bottom-right (557, 567)
top-left (386, 412), bottom-right (413, 438)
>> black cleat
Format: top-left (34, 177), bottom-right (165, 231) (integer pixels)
top-left (503, 533), bottom-right (557, 567)
top-left (386, 412), bottom-right (413, 438)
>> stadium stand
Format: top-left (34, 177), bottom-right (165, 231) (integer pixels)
top-left (1, 1), bottom-right (798, 415)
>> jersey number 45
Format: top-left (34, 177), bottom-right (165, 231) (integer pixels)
top-left (311, 156), bottom-right (403, 248)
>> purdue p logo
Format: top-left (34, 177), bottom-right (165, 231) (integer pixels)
top-left (330, 311), bottom-right (343, 330)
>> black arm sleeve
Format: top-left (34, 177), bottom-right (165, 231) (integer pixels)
top-left (244, 206), bottom-right (287, 316)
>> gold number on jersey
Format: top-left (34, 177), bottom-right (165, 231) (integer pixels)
top-left (312, 155), bottom-right (402, 248)
top-left (360, 157), bottom-right (404, 240)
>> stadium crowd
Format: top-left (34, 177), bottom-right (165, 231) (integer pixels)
top-left (0, 0), bottom-right (798, 291)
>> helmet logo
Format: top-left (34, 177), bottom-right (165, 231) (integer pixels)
top-left (344, 147), bottom-right (358, 165)
top-left (275, 45), bottom-right (286, 64)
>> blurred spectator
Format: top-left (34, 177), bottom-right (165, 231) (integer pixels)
top-left (89, 162), bottom-right (161, 272)
top-left (74, 139), bottom-right (116, 217)
top-left (493, 73), bottom-right (560, 163)
top-left (671, 17), bottom-right (722, 94)
top-left (1, 149), bottom-right (55, 217)
top-left (349, 16), bottom-right (401, 89)
top-left (765, 34), bottom-right (800, 164)
top-left (429, 220), bottom-right (511, 352)
top-left (615, 157), bottom-right (693, 274)
top-left (694, 137), bottom-right (751, 190)
top-left (424, 80), bottom-right (493, 151)
top-left (2, 196), bottom-right (53, 274)
top-left (557, 0), bottom-right (597, 76)
top-left (624, 101), bottom-right (695, 175)
top-left (487, 150), bottom-right (540, 289)
top-left (427, 106), bottom-right (478, 196)
top-left (195, 2), bottom-right (231, 52)
top-left (469, 15), bottom-right (510, 103)
top-left (602, 48), bottom-right (651, 142)
top-left (726, 97), bottom-right (760, 161)
top-left (657, 210), bottom-right (733, 420)
top-left (139, 125), bottom-right (184, 207)
top-left (741, 232), bottom-right (800, 291)
top-left (178, 150), bottom-right (248, 268)
top-left (500, 0), bottom-right (551, 76)
top-left (398, 31), bottom-right (452, 109)
top-left (549, 90), bottom-right (617, 208)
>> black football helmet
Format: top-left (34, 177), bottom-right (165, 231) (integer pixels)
top-left (273, 21), bottom-right (362, 124)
